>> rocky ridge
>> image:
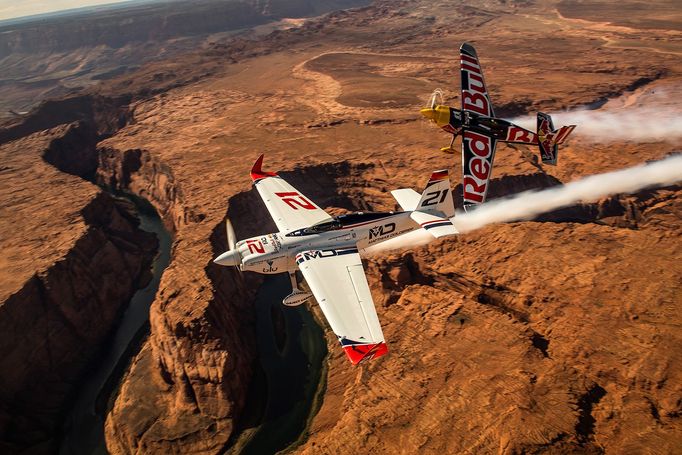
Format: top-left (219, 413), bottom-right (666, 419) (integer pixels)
top-left (0, 123), bottom-right (157, 453)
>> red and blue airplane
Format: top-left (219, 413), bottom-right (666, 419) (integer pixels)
top-left (420, 43), bottom-right (576, 210)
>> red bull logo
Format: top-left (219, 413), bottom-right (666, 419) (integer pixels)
top-left (461, 54), bottom-right (491, 116)
top-left (538, 119), bottom-right (555, 151)
top-left (506, 126), bottom-right (538, 144)
top-left (462, 130), bottom-right (493, 204)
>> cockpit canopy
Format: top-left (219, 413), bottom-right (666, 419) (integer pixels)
top-left (285, 211), bottom-right (396, 237)
top-left (286, 220), bottom-right (341, 236)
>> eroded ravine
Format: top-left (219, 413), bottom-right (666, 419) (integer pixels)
top-left (22, 120), bottom-right (175, 454)
top-left (0, 117), bottom-right (163, 453)
top-left (59, 195), bottom-right (172, 455)
top-left (215, 162), bottom-right (376, 453)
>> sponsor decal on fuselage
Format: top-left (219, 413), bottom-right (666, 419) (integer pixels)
top-left (368, 222), bottom-right (396, 240)
top-left (271, 234), bottom-right (282, 251)
top-left (295, 248), bottom-right (357, 265)
top-left (365, 221), bottom-right (412, 246)
top-left (368, 228), bottom-right (411, 245)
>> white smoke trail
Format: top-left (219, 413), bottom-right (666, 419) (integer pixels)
top-left (369, 155), bottom-right (682, 253)
top-left (552, 107), bottom-right (682, 142)
top-left (453, 154), bottom-right (682, 233)
top-left (512, 92), bottom-right (682, 143)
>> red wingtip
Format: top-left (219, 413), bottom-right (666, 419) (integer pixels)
top-left (343, 342), bottom-right (388, 365)
top-left (250, 154), bottom-right (278, 182)
top-left (429, 169), bottom-right (448, 181)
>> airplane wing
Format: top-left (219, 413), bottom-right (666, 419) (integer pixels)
top-left (460, 42), bottom-right (495, 117)
top-left (461, 130), bottom-right (497, 209)
top-left (250, 155), bottom-right (334, 233)
top-left (296, 247), bottom-right (388, 365)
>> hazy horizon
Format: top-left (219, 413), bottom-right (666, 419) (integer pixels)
top-left (0, 0), bottom-right (145, 22)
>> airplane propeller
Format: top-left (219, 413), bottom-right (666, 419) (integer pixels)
top-left (421, 88), bottom-right (458, 154)
top-left (214, 218), bottom-right (242, 269)
top-left (428, 88), bottom-right (444, 110)
top-left (420, 88), bottom-right (445, 125)
top-left (226, 217), bottom-right (244, 272)
top-left (226, 217), bottom-right (237, 252)
top-left (419, 88), bottom-right (443, 134)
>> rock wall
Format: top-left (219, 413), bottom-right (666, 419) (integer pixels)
top-left (0, 95), bottom-right (132, 145)
top-left (0, 79), bottom-right (266, 454)
top-left (98, 144), bottom-right (259, 454)
top-left (103, 159), bottom-right (377, 453)
top-left (96, 146), bottom-right (203, 232)
top-left (0, 191), bottom-right (157, 454)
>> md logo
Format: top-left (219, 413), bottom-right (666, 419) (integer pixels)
top-left (303, 250), bottom-right (337, 260)
top-left (297, 249), bottom-right (338, 264)
top-left (369, 222), bottom-right (396, 240)
top-left (296, 248), bottom-right (358, 265)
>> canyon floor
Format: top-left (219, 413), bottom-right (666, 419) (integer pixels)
top-left (1, 0), bottom-right (681, 453)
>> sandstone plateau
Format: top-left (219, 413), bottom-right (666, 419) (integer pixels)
top-left (0, 0), bottom-right (680, 454)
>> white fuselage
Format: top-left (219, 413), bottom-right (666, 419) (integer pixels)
top-left (233, 211), bottom-right (416, 274)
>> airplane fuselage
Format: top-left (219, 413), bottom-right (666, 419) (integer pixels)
top-left (228, 211), bottom-right (417, 274)
top-left (423, 104), bottom-right (540, 146)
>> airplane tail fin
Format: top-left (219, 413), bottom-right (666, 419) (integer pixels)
top-left (416, 169), bottom-right (456, 218)
top-left (391, 169), bottom-right (455, 217)
top-left (392, 169), bottom-right (457, 238)
top-left (537, 112), bottom-right (576, 165)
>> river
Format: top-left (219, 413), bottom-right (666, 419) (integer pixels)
top-left (59, 195), bottom-right (172, 455)
top-left (239, 274), bottom-right (328, 454)
top-left (58, 195), bottom-right (328, 455)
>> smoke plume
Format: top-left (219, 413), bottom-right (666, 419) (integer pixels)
top-left (453, 154), bottom-right (681, 233)
top-left (512, 89), bottom-right (682, 142)
top-left (369, 154), bottom-right (682, 253)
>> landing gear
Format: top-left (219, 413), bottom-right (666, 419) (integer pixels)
top-left (282, 271), bottom-right (312, 307)
top-left (440, 135), bottom-right (456, 154)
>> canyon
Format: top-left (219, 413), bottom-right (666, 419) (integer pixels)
top-left (0, 0), bottom-right (370, 119)
top-left (0, 0), bottom-right (680, 454)
top-left (0, 121), bottom-right (158, 452)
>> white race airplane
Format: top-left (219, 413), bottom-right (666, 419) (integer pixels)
top-left (214, 155), bottom-right (458, 364)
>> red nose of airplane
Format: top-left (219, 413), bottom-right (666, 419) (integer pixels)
top-left (214, 250), bottom-right (241, 267)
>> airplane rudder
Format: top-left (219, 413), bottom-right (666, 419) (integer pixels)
top-left (418, 169), bottom-right (455, 217)
top-left (537, 112), bottom-right (555, 134)
top-left (537, 112), bottom-right (558, 165)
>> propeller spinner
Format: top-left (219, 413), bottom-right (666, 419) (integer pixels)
top-left (420, 88), bottom-right (452, 128)
top-left (214, 218), bottom-right (241, 267)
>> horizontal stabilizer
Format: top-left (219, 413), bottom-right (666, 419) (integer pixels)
top-left (391, 188), bottom-right (420, 211)
top-left (410, 211), bottom-right (458, 239)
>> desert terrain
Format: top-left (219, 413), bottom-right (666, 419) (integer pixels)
top-left (0, 0), bottom-right (370, 119)
top-left (0, 0), bottom-right (680, 454)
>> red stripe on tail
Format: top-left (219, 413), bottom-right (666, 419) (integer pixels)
top-left (429, 169), bottom-right (448, 181)
top-left (555, 125), bottom-right (576, 145)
